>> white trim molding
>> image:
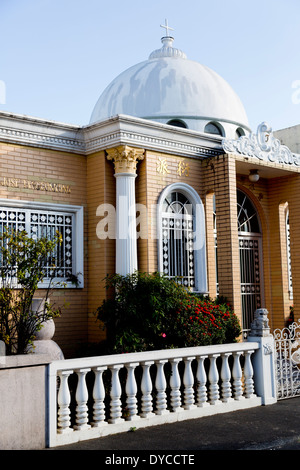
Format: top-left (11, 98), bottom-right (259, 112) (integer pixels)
top-left (0, 111), bottom-right (85, 154)
top-left (0, 111), bottom-right (223, 159)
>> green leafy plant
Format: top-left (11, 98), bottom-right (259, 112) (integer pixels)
top-left (0, 229), bottom-right (63, 355)
top-left (96, 272), bottom-right (241, 353)
top-left (96, 271), bottom-right (188, 353)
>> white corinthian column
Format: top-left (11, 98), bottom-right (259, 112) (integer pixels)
top-left (106, 146), bottom-right (144, 275)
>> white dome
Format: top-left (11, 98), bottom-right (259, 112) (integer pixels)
top-left (90, 37), bottom-right (250, 137)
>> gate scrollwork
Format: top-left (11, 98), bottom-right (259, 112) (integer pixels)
top-left (273, 321), bottom-right (300, 399)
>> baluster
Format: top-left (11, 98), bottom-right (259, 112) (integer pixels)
top-left (155, 360), bottom-right (169, 415)
top-left (92, 366), bottom-right (107, 427)
top-left (125, 363), bottom-right (140, 421)
top-left (109, 364), bottom-right (124, 424)
top-left (140, 361), bottom-right (155, 418)
top-left (183, 356), bottom-right (196, 410)
top-left (196, 355), bottom-right (209, 407)
top-left (170, 358), bottom-right (183, 412)
top-left (244, 350), bottom-right (255, 398)
top-left (221, 353), bottom-right (233, 403)
top-left (57, 370), bottom-right (74, 434)
top-left (232, 352), bottom-right (244, 400)
top-left (208, 354), bottom-right (221, 405)
top-left (74, 368), bottom-right (91, 430)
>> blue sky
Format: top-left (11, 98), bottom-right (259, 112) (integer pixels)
top-left (1, 0), bottom-right (300, 132)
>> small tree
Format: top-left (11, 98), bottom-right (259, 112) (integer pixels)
top-left (0, 229), bottom-right (62, 355)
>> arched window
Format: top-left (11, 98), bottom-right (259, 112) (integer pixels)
top-left (158, 183), bottom-right (207, 293)
top-left (235, 127), bottom-right (245, 139)
top-left (237, 190), bottom-right (261, 234)
top-left (204, 122), bottom-right (224, 136)
top-left (167, 119), bottom-right (187, 129)
top-left (237, 189), bottom-right (263, 335)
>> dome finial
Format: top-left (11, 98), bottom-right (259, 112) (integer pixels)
top-left (149, 20), bottom-right (186, 59)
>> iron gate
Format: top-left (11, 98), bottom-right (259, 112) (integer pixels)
top-left (274, 320), bottom-right (300, 400)
top-left (239, 236), bottom-right (262, 334)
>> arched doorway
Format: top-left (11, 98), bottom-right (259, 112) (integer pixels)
top-left (237, 189), bottom-right (263, 335)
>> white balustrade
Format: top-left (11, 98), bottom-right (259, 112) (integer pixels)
top-left (49, 342), bottom-right (264, 447)
top-left (244, 350), bottom-right (255, 398)
top-left (109, 364), bottom-right (124, 424)
top-left (232, 352), bottom-right (244, 400)
top-left (155, 360), bottom-right (169, 415)
top-left (196, 355), bottom-right (209, 407)
top-left (183, 356), bottom-right (196, 410)
top-left (221, 353), bottom-right (233, 403)
top-left (125, 363), bottom-right (140, 421)
top-left (57, 369), bottom-right (73, 434)
top-left (169, 358), bottom-right (183, 412)
top-left (74, 368), bottom-right (91, 430)
top-left (92, 366), bottom-right (107, 427)
top-left (140, 361), bottom-right (154, 418)
top-left (208, 354), bottom-right (221, 405)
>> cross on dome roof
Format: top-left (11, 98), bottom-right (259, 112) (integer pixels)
top-left (160, 19), bottom-right (174, 38)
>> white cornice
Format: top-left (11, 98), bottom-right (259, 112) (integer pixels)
top-left (0, 111), bottom-right (85, 154)
top-left (83, 114), bottom-right (223, 158)
top-left (0, 111), bottom-right (223, 158)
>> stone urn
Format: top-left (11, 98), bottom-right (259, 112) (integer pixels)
top-left (30, 298), bottom-right (64, 360)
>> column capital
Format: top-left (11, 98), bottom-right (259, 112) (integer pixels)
top-left (106, 145), bottom-right (144, 175)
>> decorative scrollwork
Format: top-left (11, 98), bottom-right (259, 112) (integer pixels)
top-left (274, 320), bottom-right (300, 399)
top-left (222, 122), bottom-right (300, 167)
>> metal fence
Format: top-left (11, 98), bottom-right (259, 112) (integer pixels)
top-left (274, 320), bottom-right (300, 400)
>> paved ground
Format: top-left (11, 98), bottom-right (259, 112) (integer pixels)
top-left (49, 397), bottom-right (300, 454)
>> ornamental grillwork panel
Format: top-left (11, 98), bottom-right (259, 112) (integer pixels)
top-left (161, 192), bottom-right (195, 289)
top-left (162, 216), bottom-right (195, 288)
top-left (30, 211), bottom-right (73, 279)
top-left (286, 213), bottom-right (293, 299)
top-left (0, 209), bottom-right (27, 233)
top-left (239, 237), bottom-right (262, 333)
top-left (0, 207), bottom-right (74, 280)
top-left (274, 321), bottom-right (300, 400)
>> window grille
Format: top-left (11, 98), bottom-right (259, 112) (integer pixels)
top-left (0, 207), bottom-right (74, 281)
top-left (286, 212), bottom-right (293, 300)
top-left (237, 190), bottom-right (260, 233)
top-left (213, 195), bottom-right (219, 295)
top-left (239, 237), bottom-right (261, 331)
top-left (161, 191), bottom-right (195, 288)
top-left (237, 190), bottom-right (262, 335)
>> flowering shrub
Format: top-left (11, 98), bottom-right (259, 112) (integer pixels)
top-left (96, 272), bottom-right (241, 354)
top-left (170, 296), bottom-right (241, 347)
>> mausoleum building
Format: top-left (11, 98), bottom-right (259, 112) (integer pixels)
top-left (0, 29), bottom-right (299, 357)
